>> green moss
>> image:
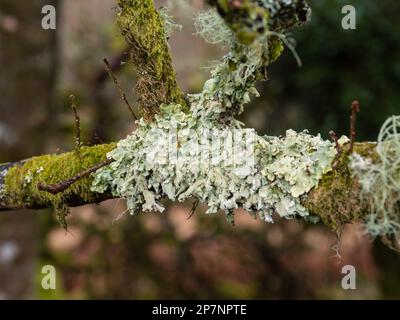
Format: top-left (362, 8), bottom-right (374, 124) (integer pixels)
top-left (116, 0), bottom-right (188, 120)
top-left (2, 143), bottom-right (116, 225)
top-left (267, 37), bottom-right (284, 63)
top-left (302, 142), bottom-right (377, 230)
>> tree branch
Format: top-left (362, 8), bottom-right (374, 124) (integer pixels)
top-left (0, 144), bottom-right (116, 211)
top-left (116, 0), bottom-right (188, 121)
top-left (37, 158), bottom-right (114, 195)
top-left (0, 140), bottom-right (377, 232)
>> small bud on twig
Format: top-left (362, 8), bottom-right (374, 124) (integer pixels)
top-left (349, 100), bottom-right (360, 154)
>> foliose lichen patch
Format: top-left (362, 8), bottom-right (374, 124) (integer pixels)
top-left (91, 103), bottom-right (338, 224)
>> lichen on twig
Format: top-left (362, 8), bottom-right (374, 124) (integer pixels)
top-left (190, 0), bottom-right (310, 122)
top-left (2, 1), bottom-right (399, 251)
top-left (350, 116), bottom-right (400, 245)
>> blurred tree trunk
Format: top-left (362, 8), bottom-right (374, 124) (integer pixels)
top-left (0, 0), bottom-right (58, 299)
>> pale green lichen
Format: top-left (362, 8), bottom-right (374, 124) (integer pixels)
top-left (92, 103), bottom-right (338, 224)
top-left (159, 6), bottom-right (182, 39)
top-left (194, 9), bottom-right (235, 47)
top-left (190, 1), bottom-right (309, 122)
top-left (91, 0), bottom-right (335, 225)
top-left (191, 5), bottom-right (275, 120)
top-left (350, 116), bottom-right (400, 239)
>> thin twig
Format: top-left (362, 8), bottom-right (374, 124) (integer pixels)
top-left (38, 158), bottom-right (114, 195)
top-left (187, 199), bottom-right (200, 220)
top-left (69, 94), bottom-right (82, 152)
top-left (329, 130), bottom-right (341, 155)
top-left (349, 100), bottom-right (360, 154)
top-left (102, 58), bottom-right (137, 121)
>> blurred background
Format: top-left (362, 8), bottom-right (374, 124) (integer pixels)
top-left (1, 0), bottom-right (400, 299)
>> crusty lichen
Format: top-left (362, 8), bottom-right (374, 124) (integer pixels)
top-left (1, 143), bottom-right (115, 226)
top-left (116, 0), bottom-right (188, 120)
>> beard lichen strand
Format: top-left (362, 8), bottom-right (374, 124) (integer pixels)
top-left (349, 116), bottom-right (400, 242)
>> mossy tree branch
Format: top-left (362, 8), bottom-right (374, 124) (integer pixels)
top-left (116, 0), bottom-right (188, 121)
top-left (0, 141), bottom-right (376, 232)
top-left (0, 144), bottom-right (116, 211)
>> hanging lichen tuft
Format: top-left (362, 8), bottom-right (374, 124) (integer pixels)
top-left (350, 116), bottom-right (400, 248)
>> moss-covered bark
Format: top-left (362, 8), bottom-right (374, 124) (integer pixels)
top-left (302, 143), bottom-right (377, 231)
top-left (116, 0), bottom-right (188, 121)
top-left (0, 143), bottom-right (116, 211)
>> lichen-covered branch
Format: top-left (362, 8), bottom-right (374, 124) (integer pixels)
top-left (1, 0), bottom-right (399, 249)
top-left (0, 140), bottom-right (380, 230)
top-left (116, 0), bottom-right (188, 120)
